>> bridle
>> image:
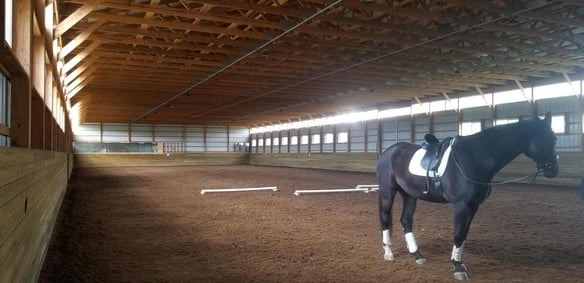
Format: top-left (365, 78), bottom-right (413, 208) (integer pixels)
top-left (532, 154), bottom-right (559, 181)
top-left (452, 149), bottom-right (558, 186)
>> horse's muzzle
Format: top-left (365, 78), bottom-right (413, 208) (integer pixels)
top-left (538, 155), bottom-right (559, 178)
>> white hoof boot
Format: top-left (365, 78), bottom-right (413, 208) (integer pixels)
top-left (454, 271), bottom-right (469, 281)
top-left (452, 261), bottom-right (469, 280)
top-left (383, 244), bottom-right (394, 260)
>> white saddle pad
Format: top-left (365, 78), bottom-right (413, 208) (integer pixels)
top-left (408, 143), bottom-right (453, 177)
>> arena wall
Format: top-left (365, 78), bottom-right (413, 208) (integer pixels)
top-left (0, 148), bottom-right (71, 283)
top-left (74, 152), bottom-right (249, 168)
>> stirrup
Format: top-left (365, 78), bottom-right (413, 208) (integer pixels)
top-left (423, 183), bottom-right (430, 194)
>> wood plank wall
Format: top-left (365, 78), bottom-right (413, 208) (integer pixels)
top-left (74, 152), bottom-right (250, 168)
top-left (250, 152), bottom-right (378, 173)
top-left (250, 152), bottom-right (583, 187)
top-left (0, 148), bottom-right (70, 283)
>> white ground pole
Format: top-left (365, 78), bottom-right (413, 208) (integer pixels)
top-left (294, 184), bottom-right (379, 196)
top-left (356, 184), bottom-right (379, 192)
top-left (200, 186), bottom-right (278, 195)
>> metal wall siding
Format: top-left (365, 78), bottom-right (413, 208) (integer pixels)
top-left (102, 123), bottom-right (129, 142)
top-left (185, 126), bottom-right (204, 153)
top-left (537, 96), bottom-right (580, 113)
top-left (413, 115), bottom-right (429, 143)
top-left (380, 120), bottom-right (398, 149)
top-left (336, 124), bottom-right (350, 132)
top-left (154, 125), bottom-right (183, 143)
top-left (75, 123), bottom-right (101, 142)
top-left (299, 145), bottom-right (308, 152)
top-left (496, 101), bottom-right (532, 118)
top-left (130, 124), bottom-right (153, 142)
top-left (310, 144), bottom-right (320, 152)
top-left (367, 123), bottom-right (378, 152)
top-left (433, 111), bottom-right (458, 140)
top-left (461, 107), bottom-right (491, 121)
top-left (350, 122), bottom-right (365, 133)
top-left (230, 126), bottom-right (249, 143)
top-left (74, 122), bottom-right (249, 152)
top-left (336, 143), bottom-right (348, 152)
top-left (185, 126), bottom-right (205, 136)
top-left (206, 126), bottom-right (228, 152)
top-left (351, 143), bottom-right (365, 152)
top-left (322, 144), bottom-right (333, 152)
top-left (556, 135), bottom-right (581, 151)
top-left (350, 122), bottom-right (365, 152)
top-left (433, 111), bottom-right (457, 123)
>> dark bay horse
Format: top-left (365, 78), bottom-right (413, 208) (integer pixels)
top-left (376, 112), bottom-right (559, 280)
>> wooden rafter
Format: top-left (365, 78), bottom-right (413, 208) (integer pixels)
top-left (53, 0), bottom-right (584, 126)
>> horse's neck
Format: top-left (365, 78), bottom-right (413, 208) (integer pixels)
top-left (459, 125), bottom-right (530, 179)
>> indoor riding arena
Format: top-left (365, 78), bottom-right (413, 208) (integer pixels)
top-left (2, 1), bottom-right (584, 283)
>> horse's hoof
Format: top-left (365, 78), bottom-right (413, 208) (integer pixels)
top-left (452, 260), bottom-right (469, 280)
top-left (453, 271), bottom-right (470, 280)
top-left (415, 258), bottom-right (426, 265)
top-left (412, 250), bottom-right (426, 265)
top-left (383, 254), bottom-right (395, 261)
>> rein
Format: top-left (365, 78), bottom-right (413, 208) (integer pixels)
top-left (451, 150), bottom-right (535, 186)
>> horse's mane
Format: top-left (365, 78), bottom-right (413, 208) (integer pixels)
top-left (467, 118), bottom-right (539, 139)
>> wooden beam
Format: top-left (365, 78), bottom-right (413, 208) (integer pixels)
top-left (54, 0), bottom-right (102, 37)
top-left (63, 40), bottom-right (101, 73)
top-left (65, 55), bottom-right (100, 84)
top-left (60, 20), bottom-right (105, 58)
top-left (88, 11), bottom-right (266, 40)
top-left (66, 76), bottom-right (96, 99)
top-left (67, 67), bottom-right (96, 92)
top-left (475, 86), bottom-right (492, 109)
top-left (514, 80), bottom-right (532, 103)
top-left (98, 1), bottom-right (281, 30)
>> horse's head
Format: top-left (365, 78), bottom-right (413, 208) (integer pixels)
top-left (524, 112), bottom-right (559, 178)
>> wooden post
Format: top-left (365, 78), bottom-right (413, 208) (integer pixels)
top-left (332, 124), bottom-right (337, 153)
top-left (226, 125), bottom-right (229, 152)
top-left (319, 126), bottom-right (323, 153)
top-left (347, 123), bottom-right (352, 152)
top-left (364, 120), bottom-right (368, 153)
top-left (376, 118), bottom-right (382, 157)
top-left (286, 129), bottom-right (290, 153)
top-left (10, 76), bottom-right (31, 148)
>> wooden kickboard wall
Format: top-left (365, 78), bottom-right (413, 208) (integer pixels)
top-left (74, 152), bottom-right (250, 168)
top-left (0, 148), bottom-right (70, 283)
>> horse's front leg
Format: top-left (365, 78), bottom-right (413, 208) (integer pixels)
top-left (400, 194), bottom-right (426, 265)
top-left (451, 203), bottom-right (480, 280)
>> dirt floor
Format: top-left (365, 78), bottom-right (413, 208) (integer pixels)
top-left (40, 165), bottom-right (584, 283)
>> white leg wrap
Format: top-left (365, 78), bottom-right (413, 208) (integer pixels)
top-left (382, 229), bottom-right (391, 246)
top-left (404, 232), bottom-right (418, 253)
top-left (451, 242), bottom-right (465, 262)
top-left (382, 229), bottom-right (394, 260)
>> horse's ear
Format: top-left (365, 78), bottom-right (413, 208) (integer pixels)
top-left (543, 111), bottom-right (552, 125)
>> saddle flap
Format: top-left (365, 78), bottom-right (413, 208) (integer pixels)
top-left (420, 137), bottom-right (453, 171)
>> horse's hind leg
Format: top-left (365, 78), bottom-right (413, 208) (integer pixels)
top-left (379, 187), bottom-right (397, 260)
top-left (399, 193), bottom-right (427, 265)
